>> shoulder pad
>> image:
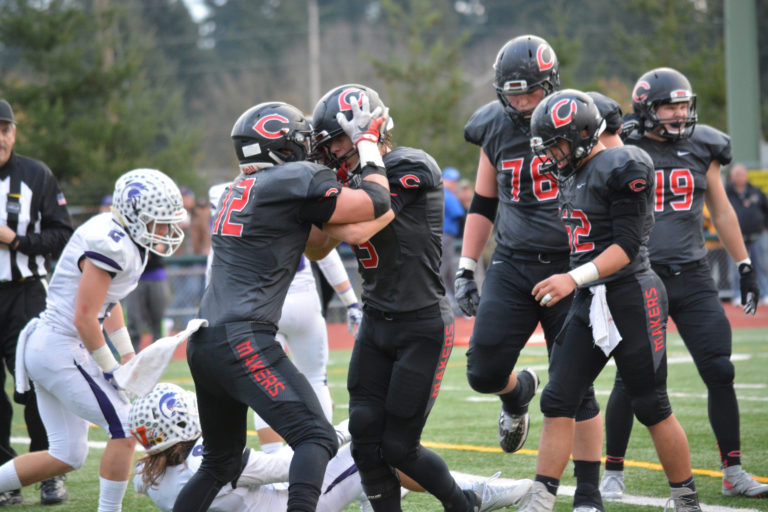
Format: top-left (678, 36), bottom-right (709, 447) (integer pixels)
top-left (604, 146), bottom-right (654, 194)
top-left (83, 221), bottom-right (130, 273)
top-left (691, 124), bottom-right (732, 166)
top-left (464, 101), bottom-right (504, 146)
top-left (384, 147), bottom-right (441, 190)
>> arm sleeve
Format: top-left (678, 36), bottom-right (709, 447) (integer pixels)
top-left (315, 249), bottom-right (350, 286)
top-left (390, 187), bottom-right (420, 214)
top-left (17, 169), bottom-right (73, 256)
top-left (606, 159), bottom-right (651, 261)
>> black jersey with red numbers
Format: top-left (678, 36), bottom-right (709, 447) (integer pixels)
top-left (625, 124), bottom-right (731, 265)
top-left (464, 101), bottom-right (568, 252)
top-left (351, 146), bottom-right (444, 312)
top-left (558, 145), bottom-right (655, 285)
top-left (201, 162), bottom-right (341, 327)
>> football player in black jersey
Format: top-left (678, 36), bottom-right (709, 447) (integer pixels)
top-left (310, 84), bottom-right (520, 512)
top-left (600, 68), bottom-right (767, 500)
top-left (173, 101), bottom-right (393, 512)
top-left (456, 35), bottom-right (604, 512)
top-left (519, 89), bottom-right (702, 512)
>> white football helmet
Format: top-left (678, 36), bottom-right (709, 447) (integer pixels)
top-left (129, 383), bottom-right (201, 454)
top-left (112, 169), bottom-right (187, 257)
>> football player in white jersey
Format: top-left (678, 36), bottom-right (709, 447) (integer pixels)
top-left (0, 169), bottom-right (187, 512)
top-left (131, 383), bottom-right (533, 512)
top-left (208, 182), bottom-right (362, 451)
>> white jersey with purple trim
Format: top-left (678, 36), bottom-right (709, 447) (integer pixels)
top-left (135, 439), bottom-right (361, 512)
top-left (43, 212), bottom-right (145, 336)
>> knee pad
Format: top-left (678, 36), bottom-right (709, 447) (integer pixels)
top-left (380, 433), bottom-right (419, 468)
top-left (49, 438), bottom-right (88, 470)
top-left (349, 404), bottom-right (384, 441)
top-left (466, 358), bottom-right (510, 394)
top-left (201, 449), bottom-right (249, 484)
top-left (351, 442), bottom-right (401, 501)
top-left (630, 388), bottom-right (672, 427)
top-left (540, 382), bottom-right (578, 418)
top-left (698, 355), bottom-right (735, 389)
top-left (575, 388), bottom-right (600, 422)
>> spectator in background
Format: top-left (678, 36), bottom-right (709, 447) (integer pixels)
top-left (726, 163), bottom-right (768, 304)
top-left (441, 167), bottom-right (466, 314)
top-left (99, 195), bottom-right (113, 213)
top-left (0, 98), bottom-right (72, 506)
top-left (123, 250), bottom-right (171, 351)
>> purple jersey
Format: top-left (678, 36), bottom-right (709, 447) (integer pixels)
top-left (625, 124), bottom-right (731, 265)
top-left (465, 101), bottom-right (568, 252)
top-left (201, 162), bottom-right (341, 327)
top-left (558, 146), bottom-right (655, 285)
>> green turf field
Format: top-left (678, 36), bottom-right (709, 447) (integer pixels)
top-left (6, 328), bottom-right (768, 511)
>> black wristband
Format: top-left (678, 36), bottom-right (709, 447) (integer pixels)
top-left (455, 268), bottom-right (474, 280)
top-left (9, 236), bottom-right (20, 251)
top-left (361, 164), bottom-right (386, 178)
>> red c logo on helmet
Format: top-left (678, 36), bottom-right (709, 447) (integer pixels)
top-left (253, 114), bottom-right (289, 139)
top-left (632, 80), bottom-right (651, 103)
top-left (339, 89), bottom-right (366, 112)
top-left (551, 99), bottom-right (577, 128)
top-left (537, 45), bottom-right (554, 71)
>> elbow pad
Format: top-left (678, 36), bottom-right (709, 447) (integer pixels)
top-left (468, 192), bottom-right (499, 222)
top-left (360, 180), bottom-right (391, 218)
top-left (610, 196), bottom-right (645, 261)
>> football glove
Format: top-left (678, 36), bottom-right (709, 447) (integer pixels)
top-left (738, 262), bottom-right (759, 315)
top-left (455, 268), bottom-right (480, 317)
top-left (346, 303), bottom-right (363, 335)
top-left (335, 93), bottom-right (387, 145)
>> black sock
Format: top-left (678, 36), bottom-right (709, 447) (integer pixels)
top-left (535, 474), bottom-right (560, 497)
top-left (670, 476), bottom-right (696, 491)
top-left (573, 460), bottom-right (603, 510)
top-left (500, 371), bottom-right (534, 415)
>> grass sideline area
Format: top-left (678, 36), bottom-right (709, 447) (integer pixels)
top-left (5, 327), bottom-right (768, 511)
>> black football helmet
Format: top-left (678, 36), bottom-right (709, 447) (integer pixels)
top-left (493, 35), bottom-right (560, 129)
top-left (231, 102), bottom-right (312, 170)
top-left (311, 84), bottom-right (393, 183)
top-left (586, 91), bottom-right (623, 135)
top-left (632, 67), bottom-right (697, 140)
top-left (530, 89), bottom-right (603, 180)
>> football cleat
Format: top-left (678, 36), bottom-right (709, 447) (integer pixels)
top-left (722, 466), bottom-right (768, 498)
top-left (664, 490), bottom-right (701, 512)
top-left (498, 368), bottom-right (539, 453)
top-left (0, 489), bottom-right (23, 507)
top-left (40, 475), bottom-right (68, 505)
top-left (599, 470), bottom-right (625, 500)
top-left (471, 472), bottom-right (534, 512)
top-left (517, 481), bottom-right (556, 512)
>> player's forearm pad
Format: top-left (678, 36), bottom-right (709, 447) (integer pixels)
top-left (468, 192), bottom-right (499, 222)
top-left (91, 344), bottom-right (119, 373)
top-left (360, 180), bottom-right (391, 218)
top-left (109, 326), bottom-right (134, 356)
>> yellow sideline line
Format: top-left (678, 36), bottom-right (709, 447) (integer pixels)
top-left (419, 441), bottom-right (768, 483)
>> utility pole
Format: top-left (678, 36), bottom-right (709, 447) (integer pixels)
top-left (308, 0), bottom-right (320, 109)
top-left (724, 0), bottom-right (762, 168)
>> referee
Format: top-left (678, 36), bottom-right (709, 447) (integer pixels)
top-left (0, 99), bottom-right (72, 506)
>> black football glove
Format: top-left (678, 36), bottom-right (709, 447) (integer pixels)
top-left (738, 262), bottom-right (759, 315)
top-left (455, 268), bottom-right (480, 317)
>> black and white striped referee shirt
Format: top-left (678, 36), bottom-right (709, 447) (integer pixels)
top-left (0, 152), bottom-right (72, 283)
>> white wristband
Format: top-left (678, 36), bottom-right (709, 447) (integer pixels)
top-left (736, 258), bottom-right (752, 267)
top-left (109, 326), bottom-right (134, 356)
top-left (458, 257), bottom-right (477, 272)
top-left (356, 140), bottom-right (385, 169)
top-left (568, 261), bottom-right (600, 287)
top-left (91, 344), bottom-right (119, 373)
top-left (338, 286), bottom-right (358, 307)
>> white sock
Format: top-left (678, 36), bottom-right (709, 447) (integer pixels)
top-left (260, 442), bottom-right (283, 454)
top-left (0, 460), bottom-right (22, 492)
top-left (98, 477), bottom-right (128, 512)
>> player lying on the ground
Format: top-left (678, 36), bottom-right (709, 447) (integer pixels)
top-left (130, 383), bottom-right (533, 512)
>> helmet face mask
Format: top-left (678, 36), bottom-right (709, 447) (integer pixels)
top-left (493, 35), bottom-right (560, 131)
top-left (311, 84), bottom-right (393, 183)
top-left (129, 383), bottom-right (201, 455)
top-left (231, 102), bottom-right (313, 172)
top-left (530, 89), bottom-right (603, 180)
top-left (112, 169), bottom-right (187, 257)
top-left (632, 67), bottom-right (697, 140)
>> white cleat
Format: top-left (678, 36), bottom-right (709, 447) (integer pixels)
top-left (471, 472), bottom-right (534, 511)
top-left (599, 470), bottom-right (625, 500)
top-left (517, 481), bottom-right (556, 512)
top-left (722, 466), bottom-right (768, 498)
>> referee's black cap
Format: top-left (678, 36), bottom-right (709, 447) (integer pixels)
top-left (0, 99), bottom-right (15, 124)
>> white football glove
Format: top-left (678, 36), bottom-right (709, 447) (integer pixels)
top-left (335, 94), bottom-right (386, 145)
top-left (346, 303), bottom-right (363, 335)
